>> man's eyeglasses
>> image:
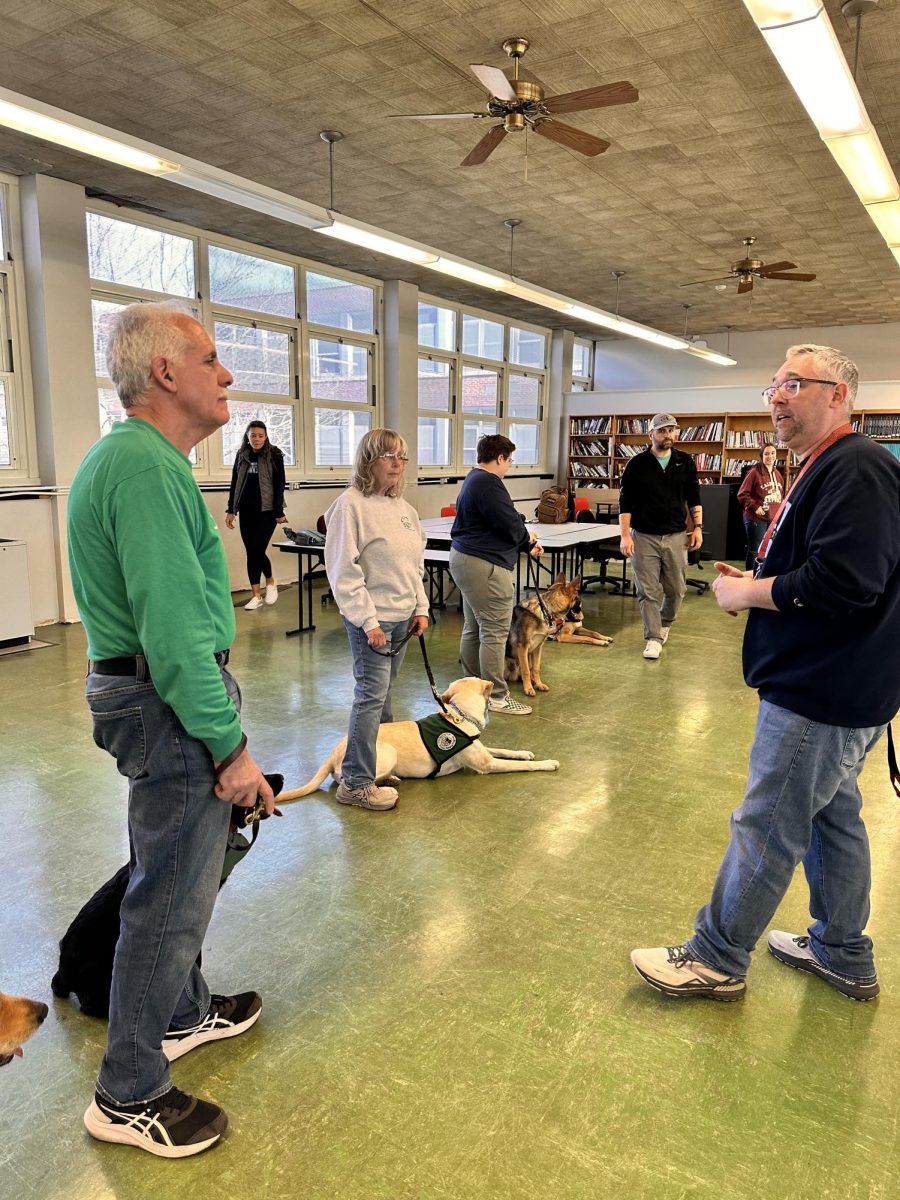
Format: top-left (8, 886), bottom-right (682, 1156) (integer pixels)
top-left (762, 377), bottom-right (837, 405)
top-left (376, 453), bottom-right (409, 463)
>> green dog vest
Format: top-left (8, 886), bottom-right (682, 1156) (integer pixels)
top-left (416, 713), bottom-right (479, 777)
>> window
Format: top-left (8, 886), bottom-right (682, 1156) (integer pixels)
top-left (0, 178), bottom-right (35, 478)
top-left (209, 246), bottom-right (295, 318)
top-left (572, 337), bottom-right (593, 391)
top-left (416, 293), bottom-right (548, 474)
top-left (87, 205), bottom-right (382, 479)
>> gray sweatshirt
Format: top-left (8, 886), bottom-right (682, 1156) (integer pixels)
top-left (324, 487), bottom-right (429, 631)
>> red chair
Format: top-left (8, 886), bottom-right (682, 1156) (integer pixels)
top-left (573, 496), bottom-right (590, 516)
top-left (440, 505), bottom-right (456, 517)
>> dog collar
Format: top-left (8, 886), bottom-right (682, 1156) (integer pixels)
top-left (443, 699), bottom-right (486, 734)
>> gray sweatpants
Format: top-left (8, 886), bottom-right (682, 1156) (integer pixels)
top-left (448, 548), bottom-right (515, 700)
top-left (631, 530), bottom-right (688, 642)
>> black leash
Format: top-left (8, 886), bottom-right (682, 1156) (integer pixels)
top-left (889, 723), bottom-right (900, 798)
top-left (526, 554), bottom-right (556, 627)
top-left (371, 629), bottom-right (449, 714)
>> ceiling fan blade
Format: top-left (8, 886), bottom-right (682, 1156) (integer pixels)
top-left (738, 279), bottom-right (754, 295)
top-left (388, 112), bottom-right (487, 120)
top-left (760, 271), bottom-right (817, 281)
top-left (756, 261), bottom-right (796, 274)
top-left (542, 81), bottom-right (639, 114)
top-left (680, 275), bottom-right (734, 287)
top-left (533, 120), bottom-right (610, 157)
top-left (460, 124), bottom-right (508, 167)
top-left (469, 64), bottom-right (516, 102)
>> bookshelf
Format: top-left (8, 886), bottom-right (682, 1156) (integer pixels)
top-left (566, 409), bottom-right (900, 487)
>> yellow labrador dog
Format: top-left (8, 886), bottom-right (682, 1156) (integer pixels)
top-left (280, 677), bottom-right (559, 801)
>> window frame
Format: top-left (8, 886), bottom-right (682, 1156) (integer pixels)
top-left (86, 200), bottom-right (382, 483)
top-left (416, 291), bottom-right (548, 477)
top-left (571, 336), bottom-right (594, 391)
top-left (0, 175), bottom-right (38, 481)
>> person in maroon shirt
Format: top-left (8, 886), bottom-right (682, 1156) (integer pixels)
top-left (736, 444), bottom-right (784, 570)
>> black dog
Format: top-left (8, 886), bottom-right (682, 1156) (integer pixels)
top-left (51, 774), bottom-right (283, 1019)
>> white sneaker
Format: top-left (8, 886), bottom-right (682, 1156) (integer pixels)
top-left (642, 640), bottom-right (661, 659)
top-left (244, 595), bottom-right (263, 611)
top-left (264, 584), bottom-right (278, 606)
top-left (631, 944), bottom-right (746, 1001)
top-left (488, 695), bottom-right (532, 715)
top-left (659, 627), bottom-right (670, 644)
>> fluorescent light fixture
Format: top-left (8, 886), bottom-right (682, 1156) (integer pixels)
top-left (865, 199), bottom-right (900, 244)
top-left (614, 318), bottom-right (689, 350)
top-left (506, 279), bottom-right (575, 312)
top-left (686, 344), bottom-right (738, 367)
top-left (824, 130), bottom-right (900, 205)
top-left (168, 165), bottom-right (330, 230)
top-left (318, 216), bottom-right (439, 264)
top-left (427, 257), bottom-right (513, 291)
top-left (741, 0), bottom-right (823, 26)
top-left (566, 304), bottom-right (628, 332)
top-left (749, 7), bottom-right (869, 138)
top-left (893, 247), bottom-right (900, 268)
top-left (0, 88), bottom-right (179, 175)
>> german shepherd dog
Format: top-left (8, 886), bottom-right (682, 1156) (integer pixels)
top-left (550, 596), bottom-right (614, 648)
top-left (503, 574), bottom-right (576, 696)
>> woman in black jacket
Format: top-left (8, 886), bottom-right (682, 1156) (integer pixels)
top-left (226, 420), bottom-right (287, 610)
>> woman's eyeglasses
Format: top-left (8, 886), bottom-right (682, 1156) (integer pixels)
top-left (761, 377), bottom-right (837, 405)
top-left (377, 453), bottom-right (410, 463)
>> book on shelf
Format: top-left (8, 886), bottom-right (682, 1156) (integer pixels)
top-left (571, 438), bottom-right (610, 456)
top-left (693, 453), bottom-right (722, 472)
top-left (571, 462), bottom-right (611, 478)
top-left (615, 444), bottom-right (641, 458)
top-left (572, 416), bottom-right (612, 435)
top-left (679, 421), bottom-right (724, 441)
top-left (865, 415), bottom-right (900, 438)
top-left (725, 429), bottom-right (777, 448)
top-left (618, 418), bottom-right (649, 434)
top-left (724, 459), bottom-right (759, 477)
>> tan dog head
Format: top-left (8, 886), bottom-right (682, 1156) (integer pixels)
top-left (440, 677), bottom-right (492, 727)
top-left (0, 992), bottom-right (49, 1066)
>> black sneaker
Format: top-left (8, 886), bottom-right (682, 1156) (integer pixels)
top-left (767, 931), bottom-right (880, 1001)
top-left (162, 992), bottom-right (262, 1062)
top-left (84, 1086), bottom-right (227, 1158)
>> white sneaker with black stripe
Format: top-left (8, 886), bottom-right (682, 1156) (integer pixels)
top-left (767, 931), bottom-right (879, 1001)
top-left (84, 1085), bottom-right (227, 1158)
top-left (162, 992), bottom-right (262, 1061)
top-left (630, 943), bottom-right (746, 1001)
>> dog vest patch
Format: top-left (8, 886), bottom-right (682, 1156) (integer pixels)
top-left (416, 714), bottom-right (479, 777)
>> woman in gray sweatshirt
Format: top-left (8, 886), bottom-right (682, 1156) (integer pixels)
top-left (324, 429), bottom-right (429, 811)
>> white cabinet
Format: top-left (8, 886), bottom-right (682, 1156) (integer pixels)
top-left (0, 539), bottom-right (35, 645)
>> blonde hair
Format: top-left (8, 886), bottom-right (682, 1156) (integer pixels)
top-left (351, 428), bottom-right (409, 498)
top-left (786, 343), bottom-right (858, 410)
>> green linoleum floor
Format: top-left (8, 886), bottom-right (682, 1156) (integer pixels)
top-left (2, 576), bottom-right (900, 1199)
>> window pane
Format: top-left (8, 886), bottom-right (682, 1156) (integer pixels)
top-left (417, 358), bottom-right (451, 411)
top-left (98, 385), bottom-right (126, 438)
top-left (418, 302), bottom-right (456, 351)
top-left (314, 407), bottom-right (371, 466)
top-left (92, 298), bottom-right (129, 375)
top-left (461, 365), bottom-right (498, 416)
top-left (573, 338), bottom-right (591, 379)
top-left (87, 212), bottom-right (194, 296)
top-left (221, 400), bottom-right (295, 466)
top-left (306, 271), bottom-right (374, 333)
top-left (0, 378), bottom-right (10, 466)
top-left (463, 418), bottom-right (498, 466)
top-left (508, 373), bottom-right (540, 419)
top-left (215, 322), bottom-right (291, 396)
top-left (509, 422), bottom-right (539, 465)
top-left (418, 417), bottom-right (452, 467)
top-left (509, 326), bottom-right (545, 368)
top-left (309, 338), bottom-right (370, 405)
top-left (209, 246), bottom-right (295, 317)
top-left (462, 313), bottom-right (503, 361)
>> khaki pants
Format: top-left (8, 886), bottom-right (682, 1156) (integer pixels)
top-left (631, 530), bottom-right (687, 642)
top-left (449, 549), bottom-right (515, 700)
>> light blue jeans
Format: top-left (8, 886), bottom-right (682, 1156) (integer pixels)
top-left (689, 700), bottom-right (886, 981)
top-left (341, 616), bottom-right (413, 787)
top-left (86, 660), bottom-right (237, 1104)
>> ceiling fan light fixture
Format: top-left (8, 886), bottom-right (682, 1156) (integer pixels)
top-left (823, 130), bottom-right (900, 204)
top-left (0, 88), bottom-right (180, 176)
top-left (318, 218), bottom-right (439, 264)
top-left (864, 198), bottom-right (900, 244)
top-left (750, 7), bottom-right (869, 137)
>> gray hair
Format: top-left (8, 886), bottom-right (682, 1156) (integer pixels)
top-left (105, 301), bottom-right (195, 408)
top-left (786, 343), bottom-right (858, 409)
top-left (351, 428), bottom-right (408, 498)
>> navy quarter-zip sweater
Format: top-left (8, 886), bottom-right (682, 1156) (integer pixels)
top-left (745, 433), bottom-right (900, 728)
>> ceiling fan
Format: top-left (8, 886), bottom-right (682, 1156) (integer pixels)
top-left (682, 236), bottom-right (817, 295)
top-left (389, 36), bottom-right (638, 167)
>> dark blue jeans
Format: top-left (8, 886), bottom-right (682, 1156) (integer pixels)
top-left (743, 516), bottom-right (766, 571)
top-left (86, 661), bottom-right (237, 1103)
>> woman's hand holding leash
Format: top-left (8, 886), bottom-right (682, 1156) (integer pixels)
top-left (367, 625), bottom-right (387, 649)
top-left (529, 542), bottom-right (543, 558)
top-left (409, 615), bottom-right (429, 636)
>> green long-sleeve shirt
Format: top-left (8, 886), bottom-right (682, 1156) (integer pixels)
top-left (68, 418), bottom-right (243, 762)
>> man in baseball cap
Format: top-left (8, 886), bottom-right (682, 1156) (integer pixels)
top-left (618, 414), bottom-right (703, 659)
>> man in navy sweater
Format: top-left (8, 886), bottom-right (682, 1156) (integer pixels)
top-left (632, 344), bottom-right (900, 1003)
top-left (450, 435), bottom-right (542, 716)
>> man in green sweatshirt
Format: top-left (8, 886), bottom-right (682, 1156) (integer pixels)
top-left (68, 303), bottom-right (273, 1159)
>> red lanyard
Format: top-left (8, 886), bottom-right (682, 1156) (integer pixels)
top-left (758, 422), bottom-right (854, 561)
